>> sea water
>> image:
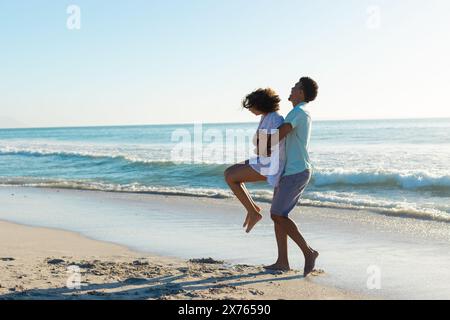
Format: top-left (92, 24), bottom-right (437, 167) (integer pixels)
top-left (1, 118), bottom-right (449, 222)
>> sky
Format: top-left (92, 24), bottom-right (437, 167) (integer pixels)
top-left (1, 0), bottom-right (449, 128)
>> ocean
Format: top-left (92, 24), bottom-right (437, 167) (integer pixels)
top-left (1, 118), bottom-right (449, 223)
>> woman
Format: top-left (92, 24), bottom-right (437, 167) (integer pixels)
top-left (224, 88), bottom-right (286, 233)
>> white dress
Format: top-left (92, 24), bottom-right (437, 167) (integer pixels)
top-left (249, 112), bottom-right (286, 187)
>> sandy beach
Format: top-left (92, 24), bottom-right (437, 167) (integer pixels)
top-left (0, 220), bottom-right (360, 300)
top-left (1, 186), bottom-right (450, 300)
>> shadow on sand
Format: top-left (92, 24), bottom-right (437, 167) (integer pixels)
top-left (0, 269), bottom-right (304, 300)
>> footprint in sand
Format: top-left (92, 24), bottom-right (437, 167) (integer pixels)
top-left (0, 257), bottom-right (15, 262)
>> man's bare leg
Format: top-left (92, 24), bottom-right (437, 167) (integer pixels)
top-left (224, 164), bottom-right (266, 233)
top-left (271, 215), bottom-right (318, 276)
top-left (264, 219), bottom-right (290, 271)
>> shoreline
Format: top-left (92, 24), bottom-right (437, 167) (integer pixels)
top-left (2, 183), bottom-right (448, 224)
top-left (1, 172), bottom-right (448, 224)
top-left (0, 220), bottom-right (362, 300)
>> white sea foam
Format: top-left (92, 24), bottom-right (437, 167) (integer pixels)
top-left (313, 168), bottom-right (450, 190)
top-left (1, 177), bottom-right (449, 223)
top-left (2, 145), bottom-right (450, 192)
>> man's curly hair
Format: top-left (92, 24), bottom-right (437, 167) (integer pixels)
top-left (242, 88), bottom-right (281, 113)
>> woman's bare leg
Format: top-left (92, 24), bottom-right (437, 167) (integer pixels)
top-left (241, 182), bottom-right (261, 227)
top-left (224, 164), bottom-right (266, 233)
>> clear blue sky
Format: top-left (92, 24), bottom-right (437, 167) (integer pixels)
top-left (1, 0), bottom-right (449, 127)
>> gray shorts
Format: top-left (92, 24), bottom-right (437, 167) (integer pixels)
top-left (270, 170), bottom-right (311, 217)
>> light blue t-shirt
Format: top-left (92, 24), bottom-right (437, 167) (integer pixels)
top-left (283, 102), bottom-right (312, 177)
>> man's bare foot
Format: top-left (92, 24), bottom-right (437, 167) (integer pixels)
top-left (303, 250), bottom-right (319, 277)
top-left (263, 263), bottom-right (291, 272)
top-left (243, 205), bottom-right (261, 228)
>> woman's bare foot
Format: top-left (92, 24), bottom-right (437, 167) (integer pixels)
top-left (243, 205), bottom-right (262, 228)
top-left (263, 263), bottom-right (291, 272)
top-left (303, 250), bottom-right (319, 277)
top-left (245, 210), bottom-right (263, 233)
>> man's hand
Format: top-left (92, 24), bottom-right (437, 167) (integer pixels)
top-left (256, 123), bottom-right (293, 156)
top-left (255, 146), bottom-right (272, 157)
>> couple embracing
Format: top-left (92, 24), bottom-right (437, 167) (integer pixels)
top-left (224, 77), bottom-right (319, 277)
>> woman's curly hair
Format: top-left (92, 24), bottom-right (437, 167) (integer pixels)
top-left (242, 88), bottom-right (281, 113)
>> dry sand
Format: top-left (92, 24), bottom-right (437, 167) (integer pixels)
top-left (0, 220), bottom-right (362, 300)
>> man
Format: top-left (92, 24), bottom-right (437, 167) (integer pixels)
top-left (258, 77), bottom-right (319, 277)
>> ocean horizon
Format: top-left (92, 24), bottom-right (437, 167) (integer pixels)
top-left (2, 116), bottom-right (450, 130)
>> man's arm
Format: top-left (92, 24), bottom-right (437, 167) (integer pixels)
top-left (257, 123), bottom-right (293, 156)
